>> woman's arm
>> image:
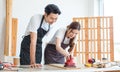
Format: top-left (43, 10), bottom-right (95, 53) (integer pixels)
top-left (68, 43), bottom-right (75, 53)
top-left (55, 37), bottom-right (70, 57)
top-left (68, 36), bottom-right (77, 54)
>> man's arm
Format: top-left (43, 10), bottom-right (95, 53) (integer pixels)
top-left (30, 32), bottom-right (37, 64)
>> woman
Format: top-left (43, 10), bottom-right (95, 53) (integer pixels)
top-left (44, 21), bottom-right (81, 64)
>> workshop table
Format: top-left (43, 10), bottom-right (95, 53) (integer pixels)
top-left (0, 64), bottom-right (120, 72)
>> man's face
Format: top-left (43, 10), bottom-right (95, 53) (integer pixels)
top-left (44, 13), bottom-right (59, 24)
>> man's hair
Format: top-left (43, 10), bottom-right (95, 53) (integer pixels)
top-left (45, 4), bottom-right (61, 15)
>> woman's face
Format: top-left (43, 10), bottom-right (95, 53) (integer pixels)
top-left (67, 29), bottom-right (79, 39)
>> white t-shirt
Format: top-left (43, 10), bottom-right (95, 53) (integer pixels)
top-left (25, 14), bottom-right (51, 36)
top-left (49, 28), bottom-right (77, 45)
top-left (24, 14), bottom-right (53, 65)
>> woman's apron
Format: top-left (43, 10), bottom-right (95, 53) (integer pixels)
top-left (20, 16), bottom-right (50, 65)
top-left (44, 32), bottom-right (69, 64)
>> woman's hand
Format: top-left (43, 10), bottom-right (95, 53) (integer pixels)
top-left (30, 63), bottom-right (42, 68)
top-left (66, 54), bottom-right (72, 61)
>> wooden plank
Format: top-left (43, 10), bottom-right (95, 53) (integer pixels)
top-left (73, 45), bottom-right (77, 56)
top-left (93, 18), bottom-right (96, 59)
top-left (85, 18), bottom-right (89, 63)
top-left (97, 17), bottom-right (101, 60)
top-left (102, 17), bottom-right (105, 58)
top-left (90, 17), bottom-right (92, 57)
top-left (11, 18), bottom-right (18, 56)
top-left (81, 19), bottom-right (84, 63)
top-left (109, 17), bottom-right (114, 61)
top-left (4, 0), bottom-right (12, 56)
top-left (48, 64), bottom-right (80, 70)
top-left (106, 18), bottom-right (109, 59)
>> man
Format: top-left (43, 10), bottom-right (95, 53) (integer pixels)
top-left (20, 4), bottom-right (61, 68)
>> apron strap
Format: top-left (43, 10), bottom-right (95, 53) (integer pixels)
top-left (22, 15), bottom-right (44, 39)
top-left (62, 31), bottom-right (67, 43)
top-left (47, 24), bottom-right (50, 32)
top-left (39, 15), bottom-right (44, 28)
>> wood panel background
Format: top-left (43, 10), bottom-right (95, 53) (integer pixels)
top-left (73, 16), bottom-right (114, 64)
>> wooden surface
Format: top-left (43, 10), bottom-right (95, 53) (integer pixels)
top-left (1, 65), bottom-right (120, 72)
top-left (48, 64), bottom-right (81, 70)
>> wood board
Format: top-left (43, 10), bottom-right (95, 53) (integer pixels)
top-left (48, 64), bottom-right (81, 70)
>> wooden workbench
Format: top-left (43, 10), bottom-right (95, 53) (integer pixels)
top-left (0, 64), bottom-right (120, 72)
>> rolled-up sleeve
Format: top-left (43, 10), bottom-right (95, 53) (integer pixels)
top-left (55, 28), bottom-right (66, 41)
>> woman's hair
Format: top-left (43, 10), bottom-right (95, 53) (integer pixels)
top-left (45, 4), bottom-right (61, 15)
top-left (67, 21), bottom-right (80, 31)
top-left (67, 21), bottom-right (81, 52)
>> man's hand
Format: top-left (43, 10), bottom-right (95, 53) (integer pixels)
top-left (30, 63), bottom-right (42, 68)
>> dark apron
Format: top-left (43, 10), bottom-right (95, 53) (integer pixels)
top-left (44, 32), bottom-right (69, 64)
top-left (20, 16), bottom-right (50, 65)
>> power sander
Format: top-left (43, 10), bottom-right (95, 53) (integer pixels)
top-left (64, 55), bottom-right (76, 67)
